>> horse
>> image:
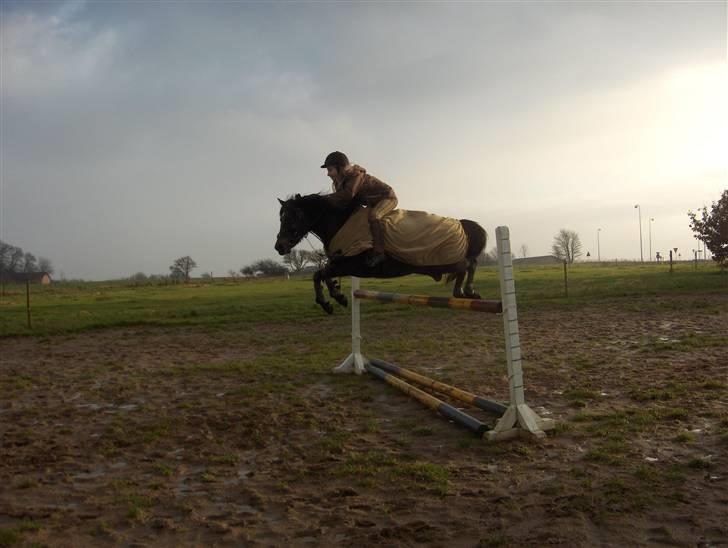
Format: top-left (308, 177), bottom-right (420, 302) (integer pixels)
top-left (274, 193), bottom-right (487, 314)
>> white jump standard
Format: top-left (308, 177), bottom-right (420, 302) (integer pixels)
top-left (334, 225), bottom-right (555, 441)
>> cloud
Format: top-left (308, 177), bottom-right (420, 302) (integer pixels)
top-left (2, 1), bottom-right (117, 99)
top-left (1, 2), bottom-right (725, 278)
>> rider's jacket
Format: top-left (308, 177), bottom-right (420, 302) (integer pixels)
top-left (328, 165), bottom-right (396, 209)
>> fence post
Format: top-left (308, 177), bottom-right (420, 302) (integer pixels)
top-left (563, 260), bottom-right (568, 298)
top-left (488, 226), bottom-right (555, 440)
top-left (333, 276), bottom-right (366, 374)
top-left (26, 279), bottom-right (31, 329)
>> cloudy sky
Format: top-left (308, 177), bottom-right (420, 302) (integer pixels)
top-left (1, 1), bottom-right (726, 279)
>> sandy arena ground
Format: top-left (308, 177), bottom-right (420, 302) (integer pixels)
top-left (1, 294), bottom-right (727, 546)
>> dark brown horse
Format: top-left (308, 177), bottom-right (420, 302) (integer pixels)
top-left (274, 193), bottom-right (487, 314)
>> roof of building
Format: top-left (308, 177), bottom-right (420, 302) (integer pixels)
top-left (0, 271), bottom-right (52, 283)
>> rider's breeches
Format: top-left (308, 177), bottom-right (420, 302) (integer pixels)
top-left (368, 197), bottom-right (398, 253)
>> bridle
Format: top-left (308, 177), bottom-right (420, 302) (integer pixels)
top-left (278, 201), bottom-right (316, 250)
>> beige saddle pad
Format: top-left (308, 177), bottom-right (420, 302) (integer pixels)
top-left (326, 208), bottom-right (469, 266)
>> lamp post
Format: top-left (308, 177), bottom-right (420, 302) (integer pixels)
top-left (634, 204), bottom-right (643, 262)
top-left (597, 228), bottom-right (601, 262)
top-left (649, 218), bottom-right (654, 262)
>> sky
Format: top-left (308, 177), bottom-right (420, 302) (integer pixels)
top-left (1, 0), bottom-right (726, 280)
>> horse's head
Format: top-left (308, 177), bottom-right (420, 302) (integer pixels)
top-left (274, 195), bottom-right (309, 255)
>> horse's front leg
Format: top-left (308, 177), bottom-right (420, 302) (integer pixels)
top-left (313, 269), bottom-right (334, 314)
top-left (324, 276), bottom-right (348, 308)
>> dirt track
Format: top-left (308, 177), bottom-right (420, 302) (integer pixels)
top-left (1, 294), bottom-right (727, 547)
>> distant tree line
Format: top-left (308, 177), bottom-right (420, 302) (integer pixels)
top-left (126, 249), bottom-right (330, 285)
top-left (0, 239), bottom-right (54, 280)
top-left (475, 229), bottom-right (583, 266)
top-left (231, 249), bottom-right (327, 278)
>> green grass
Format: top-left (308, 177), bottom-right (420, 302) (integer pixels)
top-left (333, 450), bottom-right (449, 494)
top-left (0, 528), bottom-right (20, 548)
top-left (1, 262), bottom-right (725, 337)
top-left (0, 520), bottom-right (42, 548)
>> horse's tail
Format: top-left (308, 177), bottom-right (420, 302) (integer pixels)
top-left (460, 219), bottom-right (487, 258)
top-left (442, 220), bottom-right (487, 285)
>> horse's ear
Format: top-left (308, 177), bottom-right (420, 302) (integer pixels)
top-left (277, 198), bottom-right (284, 205)
top-left (295, 193), bottom-right (302, 200)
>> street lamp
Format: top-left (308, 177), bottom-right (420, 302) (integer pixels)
top-left (597, 228), bottom-right (601, 262)
top-left (634, 204), bottom-right (643, 262)
top-left (649, 218), bottom-right (655, 262)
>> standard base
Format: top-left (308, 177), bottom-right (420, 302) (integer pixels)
top-left (485, 403), bottom-right (556, 441)
top-left (333, 352), bottom-right (367, 374)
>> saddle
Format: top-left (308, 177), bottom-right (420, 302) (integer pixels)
top-left (326, 207), bottom-right (469, 267)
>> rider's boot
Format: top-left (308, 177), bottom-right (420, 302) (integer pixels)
top-left (366, 221), bottom-right (387, 268)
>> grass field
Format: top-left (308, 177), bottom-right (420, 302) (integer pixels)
top-left (1, 262), bottom-right (725, 336)
top-left (1, 262), bottom-right (726, 546)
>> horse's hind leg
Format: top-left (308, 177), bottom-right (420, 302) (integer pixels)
top-left (464, 258), bottom-right (481, 299)
top-left (325, 276), bottom-right (348, 307)
top-left (452, 270), bottom-right (466, 298)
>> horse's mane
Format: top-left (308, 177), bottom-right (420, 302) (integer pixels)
top-left (283, 192), bottom-right (361, 230)
top-left (285, 192), bottom-right (339, 215)
top-left (285, 192), bottom-right (326, 201)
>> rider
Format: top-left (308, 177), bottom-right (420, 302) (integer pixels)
top-left (321, 151), bottom-right (398, 267)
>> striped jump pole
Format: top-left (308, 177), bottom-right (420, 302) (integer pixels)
top-left (365, 362), bottom-right (489, 437)
top-left (333, 225), bottom-right (555, 441)
top-left (353, 290), bottom-right (503, 314)
top-left (369, 358), bottom-right (507, 416)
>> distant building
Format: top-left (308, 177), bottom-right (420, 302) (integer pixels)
top-left (0, 271), bottom-right (52, 284)
top-left (513, 255), bottom-right (561, 265)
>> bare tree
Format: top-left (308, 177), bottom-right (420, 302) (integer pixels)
top-left (9, 247), bottom-right (24, 272)
top-left (251, 259), bottom-right (287, 276)
top-left (551, 229), bottom-right (582, 264)
top-left (22, 252), bottom-right (38, 272)
top-left (477, 246), bottom-right (498, 266)
top-left (169, 256), bottom-right (197, 282)
top-left (305, 249), bottom-right (328, 270)
top-left (38, 256), bottom-right (54, 274)
top-left (0, 240), bottom-right (12, 271)
top-left (519, 244), bottom-right (528, 259)
top-left (283, 249), bottom-right (311, 273)
top-left (129, 272), bottom-right (148, 283)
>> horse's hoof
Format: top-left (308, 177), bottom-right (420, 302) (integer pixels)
top-left (336, 296), bottom-right (348, 307)
top-left (466, 289), bottom-right (481, 299)
top-left (323, 302), bottom-right (334, 314)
